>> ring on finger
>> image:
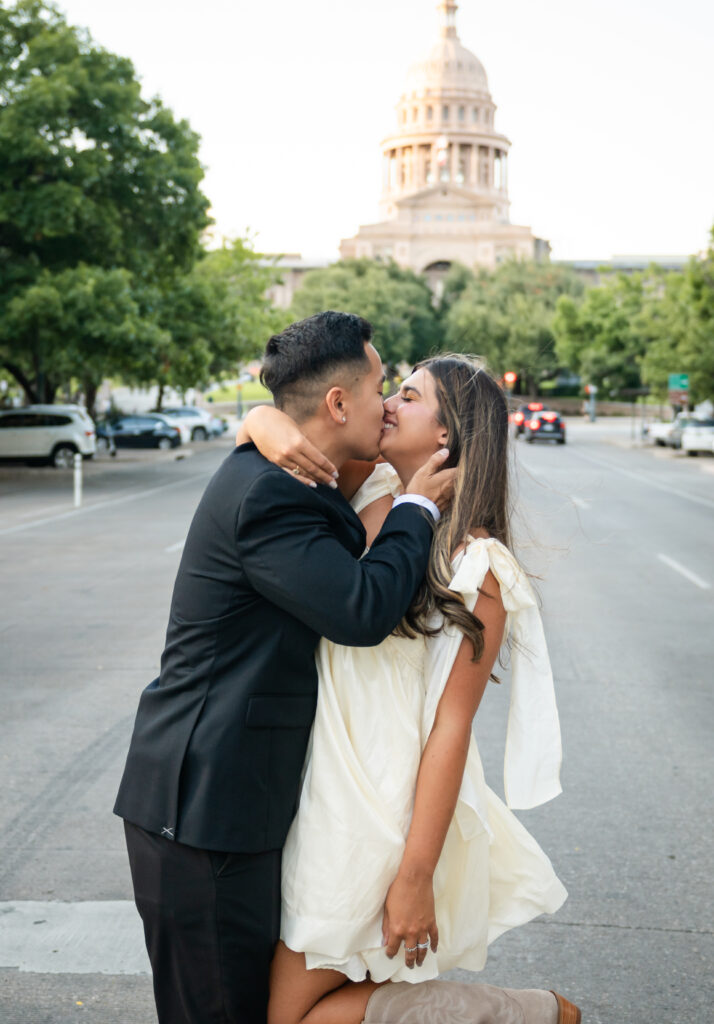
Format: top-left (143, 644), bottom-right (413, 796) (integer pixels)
top-left (417, 941), bottom-right (430, 950)
top-left (292, 466), bottom-right (301, 475)
top-left (405, 945), bottom-right (418, 953)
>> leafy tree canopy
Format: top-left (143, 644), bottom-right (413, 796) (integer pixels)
top-left (553, 227), bottom-right (714, 404)
top-left (289, 259), bottom-right (441, 376)
top-left (441, 260), bottom-right (584, 393)
top-left (150, 240), bottom-right (286, 405)
top-left (639, 228), bottom-right (714, 404)
top-left (0, 0), bottom-right (213, 405)
top-left (553, 272), bottom-right (649, 396)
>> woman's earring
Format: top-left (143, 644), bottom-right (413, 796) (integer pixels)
top-left (341, 416), bottom-right (346, 423)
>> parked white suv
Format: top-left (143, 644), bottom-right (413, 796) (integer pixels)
top-left (0, 405), bottom-right (96, 467)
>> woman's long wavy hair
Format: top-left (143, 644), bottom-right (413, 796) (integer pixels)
top-left (393, 354), bottom-right (511, 665)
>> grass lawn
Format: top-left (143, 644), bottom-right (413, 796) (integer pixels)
top-left (206, 379), bottom-right (395, 404)
top-left (206, 381), bottom-right (272, 402)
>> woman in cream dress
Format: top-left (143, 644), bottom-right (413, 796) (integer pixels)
top-left (242, 355), bottom-right (577, 1024)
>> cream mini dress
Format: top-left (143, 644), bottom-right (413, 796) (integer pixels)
top-left (280, 464), bottom-right (567, 983)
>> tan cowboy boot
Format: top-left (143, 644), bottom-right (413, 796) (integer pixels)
top-left (362, 980), bottom-right (581, 1024)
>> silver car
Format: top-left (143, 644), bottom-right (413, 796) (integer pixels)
top-left (155, 406), bottom-right (218, 441)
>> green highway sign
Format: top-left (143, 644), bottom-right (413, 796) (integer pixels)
top-left (668, 373), bottom-right (689, 390)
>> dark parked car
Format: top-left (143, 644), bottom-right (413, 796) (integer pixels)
top-left (524, 410), bottom-right (566, 444)
top-left (510, 401), bottom-right (548, 436)
top-left (107, 414), bottom-right (182, 450)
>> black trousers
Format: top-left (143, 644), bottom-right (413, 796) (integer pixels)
top-left (124, 821), bottom-right (282, 1024)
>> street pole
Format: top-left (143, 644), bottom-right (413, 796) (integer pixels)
top-left (73, 452), bottom-right (83, 508)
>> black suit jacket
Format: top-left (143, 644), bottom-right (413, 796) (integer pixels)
top-left (114, 444), bottom-right (433, 852)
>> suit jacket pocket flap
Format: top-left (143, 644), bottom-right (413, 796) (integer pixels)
top-left (246, 694), bottom-right (316, 729)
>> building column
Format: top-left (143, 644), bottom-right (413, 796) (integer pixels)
top-left (450, 143), bottom-right (460, 184)
top-left (424, 144), bottom-right (433, 185)
top-left (469, 144), bottom-right (477, 185)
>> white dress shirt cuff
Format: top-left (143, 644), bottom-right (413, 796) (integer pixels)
top-left (392, 493), bottom-right (441, 522)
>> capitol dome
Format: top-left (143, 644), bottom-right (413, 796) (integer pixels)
top-left (405, 37), bottom-right (490, 97)
top-left (339, 0), bottom-right (542, 276)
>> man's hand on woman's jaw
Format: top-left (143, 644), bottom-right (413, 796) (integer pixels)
top-left (405, 448), bottom-right (456, 513)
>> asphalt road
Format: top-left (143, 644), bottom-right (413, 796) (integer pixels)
top-left (0, 422), bottom-right (712, 1023)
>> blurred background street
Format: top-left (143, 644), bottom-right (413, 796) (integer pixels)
top-left (1, 422), bottom-right (712, 1023)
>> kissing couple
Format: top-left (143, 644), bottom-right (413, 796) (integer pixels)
top-left (115, 311), bottom-right (581, 1024)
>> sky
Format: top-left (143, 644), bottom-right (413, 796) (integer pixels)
top-left (55, 0), bottom-right (714, 262)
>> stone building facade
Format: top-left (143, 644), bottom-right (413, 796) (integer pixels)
top-left (340, 1), bottom-right (545, 282)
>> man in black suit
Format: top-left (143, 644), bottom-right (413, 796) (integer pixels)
top-left (115, 312), bottom-right (453, 1024)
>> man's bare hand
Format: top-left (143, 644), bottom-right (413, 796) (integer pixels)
top-left (405, 448), bottom-right (456, 512)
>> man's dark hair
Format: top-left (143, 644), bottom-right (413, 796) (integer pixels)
top-left (260, 311), bottom-right (373, 420)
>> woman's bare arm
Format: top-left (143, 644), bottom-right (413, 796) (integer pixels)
top-left (382, 568), bottom-right (507, 969)
top-left (236, 406), bottom-right (338, 487)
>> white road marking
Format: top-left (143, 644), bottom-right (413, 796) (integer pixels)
top-left (657, 554), bottom-right (711, 591)
top-left (0, 474), bottom-right (209, 539)
top-left (164, 538), bottom-right (186, 553)
top-left (571, 450), bottom-right (714, 512)
top-left (0, 901), bottom-right (150, 975)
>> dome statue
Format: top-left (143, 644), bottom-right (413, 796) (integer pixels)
top-left (340, 2), bottom-right (547, 281)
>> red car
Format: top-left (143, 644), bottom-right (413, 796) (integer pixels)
top-left (524, 411), bottom-right (566, 445)
top-left (510, 402), bottom-right (548, 436)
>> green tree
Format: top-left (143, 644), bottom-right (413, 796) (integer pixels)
top-left (639, 229), bottom-right (714, 404)
top-left (554, 271), bottom-right (657, 397)
top-left (0, 264), bottom-right (166, 414)
top-left (0, 0), bottom-right (211, 402)
top-left (151, 240), bottom-right (285, 408)
top-left (289, 259), bottom-right (441, 378)
top-left (442, 260), bottom-right (583, 392)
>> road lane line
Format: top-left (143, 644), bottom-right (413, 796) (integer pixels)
top-left (657, 554), bottom-right (711, 591)
top-left (0, 474), bottom-right (210, 538)
top-left (164, 538), bottom-right (186, 553)
top-left (569, 449), bottom-right (714, 511)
